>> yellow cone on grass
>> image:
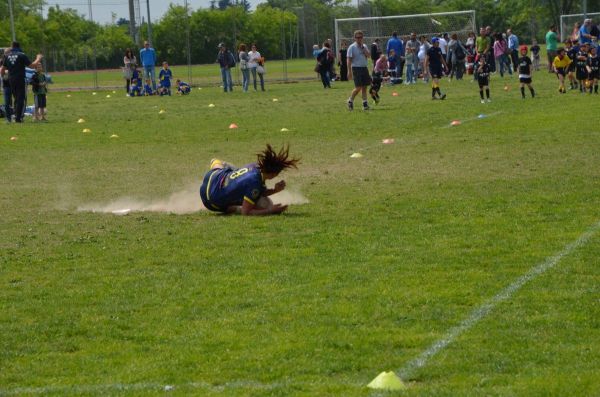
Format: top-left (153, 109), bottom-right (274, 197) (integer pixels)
top-left (350, 152), bottom-right (363, 158)
top-left (208, 103), bottom-right (215, 108)
top-left (82, 128), bottom-right (91, 133)
top-left (280, 128), bottom-right (289, 132)
top-left (77, 118), bottom-right (85, 123)
top-left (110, 134), bottom-right (119, 138)
top-left (159, 109), bottom-right (166, 114)
top-left (367, 371), bottom-right (406, 391)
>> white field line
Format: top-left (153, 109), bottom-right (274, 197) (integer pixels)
top-left (397, 220), bottom-right (600, 380)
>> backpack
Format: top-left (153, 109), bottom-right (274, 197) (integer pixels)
top-left (454, 43), bottom-right (466, 60)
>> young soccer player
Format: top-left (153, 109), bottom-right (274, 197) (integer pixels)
top-left (565, 40), bottom-right (578, 89)
top-left (553, 48), bottom-right (571, 93)
top-left (530, 40), bottom-right (541, 71)
top-left (158, 61), bottom-right (172, 96)
top-left (199, 144), bottom-right (300, 216)
top-left (31, 63), bottom-right (48, 121)
top-left (424, 37), bottom-right (448, 100)
top-left (517, 45), bottom-right (535, 98)
top-left (476, 54), bottom-right (491, 103)
top-left (143, 78), bottom-right (154, 96)
top-left (586, 45), bottom-right (599, 94)
top-left (575, 43), bottom-right (589, 93)
top-left (370, 54), bottom-right (387, 104)
top-left (130, 68), bottom-right (142, 96)
top-left (176, 79), bottom-right (191, 95)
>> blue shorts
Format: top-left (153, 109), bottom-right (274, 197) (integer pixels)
top-left (200, 169), bottom-right (227, 212)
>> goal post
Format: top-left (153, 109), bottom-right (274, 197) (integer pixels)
top-left (560, 12), bottom-right (600, 42)
top-left (335, 10), bottom-right (476, 55)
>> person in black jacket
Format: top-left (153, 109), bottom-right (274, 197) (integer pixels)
top-left (216, 43), bottom-right (235, 93)
top-left (0, 42), bottom-right (43, 123)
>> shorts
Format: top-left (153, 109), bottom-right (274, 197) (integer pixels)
top-left (576, 70), bottom-right (588, 80)
top-left (555, 68), bottom-right (566, 77)
top-left (429, 67), bottom-right (443, 79)
top-left (568, 63), bottom-right (576, 72)
top-left (352, 67), bottom-right (371, 87)
top-left (34, 94), bottom-right (46, 108)
top-left (200, 169), bottom-right (226, 212)
top-left (589, 71), bottom-right (600, 79)
top-left (519, 77), bottom-right (532, 84)
top-left (477, 77), bottom-right (489, 88)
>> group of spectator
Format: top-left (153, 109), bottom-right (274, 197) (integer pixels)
top-left (216, 42), bottom-right (266, 93)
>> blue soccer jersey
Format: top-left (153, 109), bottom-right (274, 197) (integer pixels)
top-left (200, 164), bottom-right (265, 212)
top-left (159, 68), bottom-right (172, 87)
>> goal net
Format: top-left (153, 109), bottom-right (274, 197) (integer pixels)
top-left (335, 10), bottom-right (476, 54)
top-left (560, 12), bottom-right (600, 42)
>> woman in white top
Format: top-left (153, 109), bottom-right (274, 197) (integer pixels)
top-left (123, 48), bottom-right (137, 95)
top-left (417, 36), bottom-right (430, 82)
top-left (247, 43), bottom-right (265, 91)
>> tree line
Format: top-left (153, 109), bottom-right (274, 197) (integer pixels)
top-left (0, 0), bottom-right (598, 71)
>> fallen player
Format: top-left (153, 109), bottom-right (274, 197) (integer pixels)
top-left (200, 144), bottom-right (299, 215)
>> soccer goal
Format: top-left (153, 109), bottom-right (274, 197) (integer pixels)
top-left (560, 12), bottom-right (600, 42)
top-left (335, 10), bottom-right (476, 54)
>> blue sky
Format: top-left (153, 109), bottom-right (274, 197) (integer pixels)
top-left (45, 0), bottom-right (263, 24)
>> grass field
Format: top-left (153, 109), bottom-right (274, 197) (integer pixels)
top-left (1, 64), bottom-right (600, 396)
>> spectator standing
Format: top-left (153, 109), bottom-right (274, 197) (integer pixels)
top-left (530, 40), bottom-right (541, 71)
top-left (466, 31), bottom-right (476, 48)
top-left (386, 32), bottom-right (404, 76)
top-left (217, 43), bottom-right (235, 92)
top-left (447, 33), bottom-right (467, 80)
top-left (0, 48), bottom-right (12, 123)
top-left (139, 41), bottom-right (157, 90)
top-left (0, 42), bottom-right (42, 123)
top-left (123, 49), bottom-right (137, 95)
top-left (546, 25), bottom-right (558, 72)
top-left (438, 33), bottom-right (449, 72)
top-left (404, 33), bottom-right (419, 84)
top-left (248, 44), bottom-right (265, 91)
top-left (346, 30), bottom-right (372, 111)
top-left (418, 36), bottom-right (431, 81)
top-left (493, 33), bottom-right (512, 77)
top-left (316, 41), bottom-right (333, 88)
top-left (371, 38), bottom-right (382, 66)
top-left (338, 40), bottom-right (348, 81)
top-left (238, 43), bottom-right (250, 92)
top-left (579, 19), bottom-right (594, 45)
top-left (31, 63), bottom-right (48, 121)
top-left (507, 29), bottom-right (519, 71)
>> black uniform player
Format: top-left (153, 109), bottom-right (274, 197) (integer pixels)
top-left (566, 41), bottom-right (579, 89)
top-left (424, 37), bottom-right (448, 100)
top-left (476, 55), bottom-right (491, 103)
top-left (575, 44), bottom-right (589, 93)
top-left (517, 45), bottom-right (535, 98)
top-left (587, 45), bottom-right (600, 94)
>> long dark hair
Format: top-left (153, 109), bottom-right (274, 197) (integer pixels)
top-left (257, 144), bottom-right (300, 175)
top-left (125, 48), bottom-right (133, 59)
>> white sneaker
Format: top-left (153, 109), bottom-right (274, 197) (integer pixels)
top-left (487, 98), bottom-right (492, 103)
top-left (481, 99), bottom-right (485, 104)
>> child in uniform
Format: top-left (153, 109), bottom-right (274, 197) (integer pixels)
top-left (517, 45), bottom-right (535, 99)
top-left (143, 78), bottom-right (154, 95)
top-left (586, 45), bottom-right (599, 94)
top-left (158, 61), bottom-right (172, 96)
top-left (565, 40), bottom-right (579, 89)
top-left (552, 48), bottom-right (571, 94)
top-left (575, 43), bottom-right (589, 93)
top-left (130, 68), bottom-right (142, 96)
top-left (176, 79), bottom-right (191, 95)
top-left (370, 54), bottom-right (387, 104)
top-left (31, 63), bottom-right (48, 121)
top-left (476, 54), bottom-right (491, 103)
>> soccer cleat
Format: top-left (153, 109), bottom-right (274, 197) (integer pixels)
top-left (347, 100), bottom-right (354, 111)
top-left (440, 93), bottom-right (447, 100)
top-left (363, 105), bottom-right (370, 110)
top-left (481, 99), bottom-right (485, 104)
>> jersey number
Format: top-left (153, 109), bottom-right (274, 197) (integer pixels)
top-left (229, 168), bottom-right (249, 180)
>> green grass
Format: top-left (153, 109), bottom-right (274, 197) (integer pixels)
top-left (48, 59), bottom-right (317, 89)
top-left (1, 67), bottom-right (600, 396)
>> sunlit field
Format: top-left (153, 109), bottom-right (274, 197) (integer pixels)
top-left (1, 61), bottom-right (600, 396)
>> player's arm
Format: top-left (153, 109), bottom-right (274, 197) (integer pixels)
top-left (28, 54), bottom-right (43, 69)
top-left (347, 54), bottom-right (353, 79)
top-left (440, 53), bottom-right (448, 70)
top-left (264, 180), bottom-right (285, 196)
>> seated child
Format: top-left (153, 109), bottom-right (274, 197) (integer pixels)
top-left (143, 78), bottom-right (154, 96)
top-left (129, 69), bottom-right (142, 96)
top-left (176, 79), bottom-right (191, 95)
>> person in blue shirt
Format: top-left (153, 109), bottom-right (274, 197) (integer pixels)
top-left (176, 79), bottom-right (191, 95)
top-left (579, 19), bottom-right (595, 45)
top-left (139, 41), bottom-right (157, 90)
top-left (386, 32), bottom-right (404, 78)
top-left (158, 61), bottom-right (172, 96)
top-left (507, 29), bottom-right (519, 72)
top-left (143, 78), bottom-right (154, 96)
top-left (200, 144), bottom-right (300, 215)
